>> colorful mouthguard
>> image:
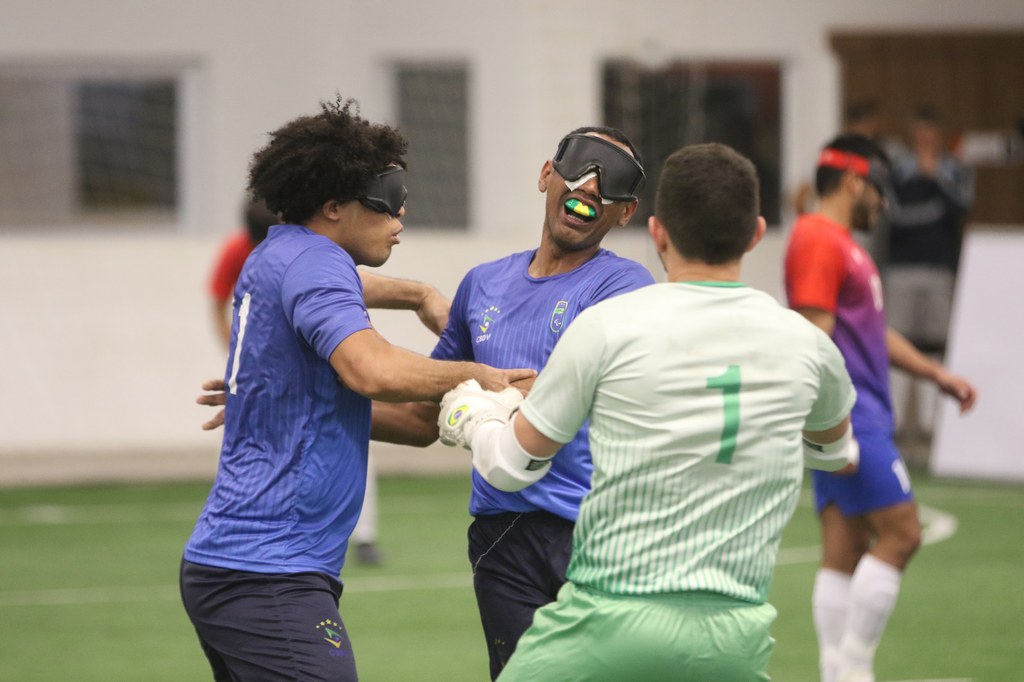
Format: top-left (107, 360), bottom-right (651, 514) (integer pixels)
top-left (565, 198), bottom-right (596, 219)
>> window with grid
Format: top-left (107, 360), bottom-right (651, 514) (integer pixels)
top-left (603, 60), bottom-right (782, 225)
top-left (395, 63), bottom-right (469, 229)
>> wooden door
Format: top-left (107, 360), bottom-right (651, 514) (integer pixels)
top-left (831, 32), bottom-right (1024, 225)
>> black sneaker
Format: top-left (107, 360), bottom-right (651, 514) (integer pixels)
top-left (354, 542), bottom-right (383, 566)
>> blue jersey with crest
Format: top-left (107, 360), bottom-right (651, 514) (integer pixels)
top-left (432, 248), bottom-right (654, 521)
top-left (185, 225), bottom-right (373, 577)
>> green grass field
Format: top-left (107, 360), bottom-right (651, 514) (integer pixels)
top-left (1, 473), bottom-right (1021, 681)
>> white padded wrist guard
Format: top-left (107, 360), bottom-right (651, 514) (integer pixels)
top-left (438, 380), bottom-right (524, 449)
top-left (803, 424), bottom-right (859, 472)
top-left (470, 416), bottom-right (552, 492)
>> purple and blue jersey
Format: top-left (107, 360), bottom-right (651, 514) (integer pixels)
top-left (785, 214), bottom-right (892, 432)
top-left (432, 248), bottom-right (654, 521)
top-left (786, 214), bottom-right (913, 515)
top-left (185, 225), bottom-right (373, 577)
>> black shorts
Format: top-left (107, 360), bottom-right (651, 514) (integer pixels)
top-left (468, 511), bottom-right (574, 680)
top-left (179, 558), bottom-right (357, 681)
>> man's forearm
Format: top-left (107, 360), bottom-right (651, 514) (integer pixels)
top-left (360, 270), bottom-right (433, 310)
top-left (371, 401), bottom-right (440, 447)
top-left (886, 327), bottom-right (940, 380)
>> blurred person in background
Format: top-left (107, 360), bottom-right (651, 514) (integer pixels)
top-left (884, 106), bottom-right (974, 444)
top-left (181, 96), bottom-right (532, 682)
top-left (790, 100), bottom-right (883, 218)
top-left (208, 197), bottom-right (278, 348)
top-left (785, 132), bottom-right (977, 682)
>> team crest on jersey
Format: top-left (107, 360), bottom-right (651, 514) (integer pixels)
top-left (550, 300), bottom-right (569, 333)
top-left (476, 306), bottom-right (500, 343)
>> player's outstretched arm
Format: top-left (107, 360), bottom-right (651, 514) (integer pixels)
top-left (359, 270), bottom-right (451, 336)
top-left (331, 328), bottom-right (534, 402)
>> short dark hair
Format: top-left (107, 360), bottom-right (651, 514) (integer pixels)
top-left (911, 104), bottom-right (942, 126)
top-left (815, 133), bottom-right (890, 198)
top-left (247, 96), bottom-right (408, 225)
top-left (566, 125), bottom-right (642, 167)
top-left (654, 143), bottom-right (759, 264)
top-left (843, 100), bottom-right (879, 128)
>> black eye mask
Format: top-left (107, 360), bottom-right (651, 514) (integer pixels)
top-left (552, 134), bottom-right (645, 203)
top-left (359, 166), bottom-right (407, 217)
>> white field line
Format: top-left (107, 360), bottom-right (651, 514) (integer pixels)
top-left (0, 504), bottom-right (957, 607)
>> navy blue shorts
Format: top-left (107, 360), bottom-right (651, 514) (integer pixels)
top-left (180, 558), bottom-right (357, 681)
top-left (468, 511), bottom-right (574, 681)
top-left (812, 426), bottom-right (915, 517)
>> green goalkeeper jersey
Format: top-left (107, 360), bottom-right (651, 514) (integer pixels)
top-left (518, 281), bottom-right (855, 602)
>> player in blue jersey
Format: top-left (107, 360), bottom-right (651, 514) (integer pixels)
top-left (372, 127), bottom-right (656, 679)
top-left (180, 97), bottom-right (533, 682)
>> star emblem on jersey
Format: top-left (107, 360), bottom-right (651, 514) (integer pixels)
top-left (477, 306), bottom-right (501, 343)
top-left (550, 300), bottom-right (569, 332)
top-left (479, 306), bottom-right (500, 333)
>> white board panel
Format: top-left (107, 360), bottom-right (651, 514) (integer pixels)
top-left (931, 230), bottom-right (1024, 481)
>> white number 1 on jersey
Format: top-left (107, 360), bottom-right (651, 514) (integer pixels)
top-left (228, 292), bottom-right (251, 395)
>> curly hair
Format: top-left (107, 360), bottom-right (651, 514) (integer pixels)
top-left (247, 96), bottom-right (408, 225)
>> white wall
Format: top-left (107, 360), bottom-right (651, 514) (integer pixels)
top-left (931, 231), bottom-right (1024, 482)
top-left (1, 0), bottom-right (1021, 482)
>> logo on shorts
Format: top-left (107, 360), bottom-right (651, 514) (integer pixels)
top-left (550, 300), bottom-right (569, 333)
top-left (317, 619), bottom-right (346, 651)
top-left (477, 306), bottom-right (501, 343)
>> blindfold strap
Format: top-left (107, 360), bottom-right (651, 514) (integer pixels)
top-left (817, 148), bottom-right (871, 177)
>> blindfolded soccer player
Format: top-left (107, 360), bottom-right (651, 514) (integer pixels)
top-left (372, 127), bottom-right (656, 679)
top-left (181, 96), bottom-right (532, 682)
top-left (785, 133), bottom-right (977, 682)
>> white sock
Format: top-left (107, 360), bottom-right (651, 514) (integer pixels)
top-left (351, 454), bottom-right (378, 543)
top-left (838, 554), bottom-right (902, 680)
top-left (813, 568), bottom-right (852, 682)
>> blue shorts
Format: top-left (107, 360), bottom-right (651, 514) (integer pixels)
top-left (812, 427), bottom-right (914, 517)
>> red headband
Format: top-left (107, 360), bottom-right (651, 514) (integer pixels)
top-left (817, 148), bottom-right (870, 177)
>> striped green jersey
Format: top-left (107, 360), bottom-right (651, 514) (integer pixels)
top-left (518, 282), bottom-right (855, 602)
